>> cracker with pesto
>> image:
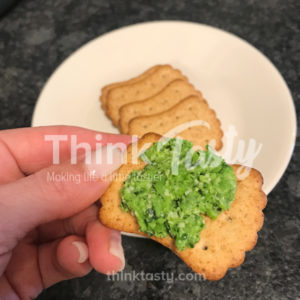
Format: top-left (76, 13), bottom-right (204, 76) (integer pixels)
top-left (99, 133), bottom-right (267, 280)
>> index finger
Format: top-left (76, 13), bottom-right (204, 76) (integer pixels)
top-left (0, 125), bottom-right (133, 176)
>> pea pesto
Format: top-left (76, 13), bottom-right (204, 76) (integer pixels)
top-left (120, 138), bottom-right (237, 251)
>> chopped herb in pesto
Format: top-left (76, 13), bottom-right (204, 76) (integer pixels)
top-left (120, 138), bottom-right (237, 251)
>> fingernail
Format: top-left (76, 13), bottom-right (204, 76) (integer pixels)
top-left (109, 230), bottom-right (125, 272)
top-left (72, 241), bottom-right (89, 263)
top-left (86, 146), bottom-right (123, 179)
top-left (131, 135), bottom-right (139, 143)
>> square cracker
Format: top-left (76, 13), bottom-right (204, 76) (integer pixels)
top-left (105, 65), bottom-right (187, 126)
top-left (128, 95), bottom-right (223, 150)
top-left (99, 133), bottom-right (267, 280)
top-left (100, 65), bottom-right (159, 111)
top-left (119, 79), bottom-right (202, 134)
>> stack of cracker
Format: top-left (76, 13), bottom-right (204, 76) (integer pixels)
top-left (100, 65), bottom-right (223, 150)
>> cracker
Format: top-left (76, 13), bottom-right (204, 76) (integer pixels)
top-left (128, 96), bottom-right (223, 150)
top-left (99, 133), bottom-right (267, 280)
top-left (119, 79), bottom-right (202, 134)
top-left (100, 65), bottom-right (159, 111)
top-left (106, 65), bottom-right (187, 126)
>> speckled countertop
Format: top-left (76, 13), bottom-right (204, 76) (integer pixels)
top-left (0, 0), bottom-right (299, 299)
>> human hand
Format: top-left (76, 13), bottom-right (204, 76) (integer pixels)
top-left (0, 126), bottom-right (133, 300)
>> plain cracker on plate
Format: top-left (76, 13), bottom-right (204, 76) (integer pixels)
top-left (119, 79), bottom-right (202, 134)
top-left (99, 133), bottom-right (267, 280)
top-left (100, 65), bottom-right (159, 111)
top-left (128, 95), bottom-right (223, 150)
top-left (105, 65), bottom-right (187, 126)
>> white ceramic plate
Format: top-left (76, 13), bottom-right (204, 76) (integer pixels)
top-left (32, 21), bottom-right (296, 197)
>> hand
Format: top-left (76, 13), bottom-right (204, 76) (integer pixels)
top-left (0, 126), bottom-right (132, 300)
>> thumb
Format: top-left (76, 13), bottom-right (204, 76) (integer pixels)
top-left (0, 146), bottom-right (123, 246)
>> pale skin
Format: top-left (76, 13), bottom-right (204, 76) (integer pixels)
top-left (0, 126), bottom-right (132, 300)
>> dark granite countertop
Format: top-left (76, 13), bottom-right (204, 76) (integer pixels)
top-left (0, 0), bottom-right (299, 299)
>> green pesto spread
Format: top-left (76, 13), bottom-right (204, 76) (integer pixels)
top-left (120, 138), bottom-right (237, 251)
